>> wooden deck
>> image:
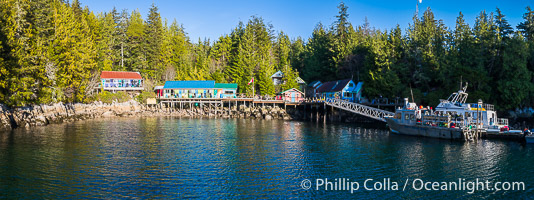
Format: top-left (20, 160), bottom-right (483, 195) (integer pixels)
top-left (158, 97), bottom-right (289, 104)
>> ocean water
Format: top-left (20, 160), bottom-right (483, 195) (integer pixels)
top-left (0, 117), bottom-right (532, 199)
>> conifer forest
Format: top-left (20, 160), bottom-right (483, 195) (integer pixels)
top-left (1, 0), bottom-right (534, 112)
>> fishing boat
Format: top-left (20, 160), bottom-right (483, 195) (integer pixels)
top-left (385, 83), bottom-right (514, 140)
top-left (526, 134), bottom-right (534, 143)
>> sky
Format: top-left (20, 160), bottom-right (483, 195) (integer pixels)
top-left (80, 0), bottom-right (533, 42)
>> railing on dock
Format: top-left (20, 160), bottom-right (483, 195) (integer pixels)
top-left (497, 118), bottom-right (508, 126)
top-left (324, 98), bottom-right (394, 122)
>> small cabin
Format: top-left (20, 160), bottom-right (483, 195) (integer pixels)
top-left (271, 70), bottom-right (284, 85)
top-left (214, 83), bottom-right (238, 98)
top-left (307, 81), bottom-right (322, 97)
top-left (280, 88), bottom-right (305, 103)
top-left (296, 77), bottom-right (306, 94)
top-left (154, 86), bottom-right (164, 98)
top-left (100, 71), bottom-right (143, 92)
top-left (316, 79), bottom-right (363, 102)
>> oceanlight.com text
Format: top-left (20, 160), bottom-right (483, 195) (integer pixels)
top-left (300, 178), bottom-right (525, 194)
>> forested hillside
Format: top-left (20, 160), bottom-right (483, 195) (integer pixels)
top-left (1, 0), bottom-right (534, 111)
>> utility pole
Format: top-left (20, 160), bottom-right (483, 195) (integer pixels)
top-left (416, 0), bottom-right (422, 17)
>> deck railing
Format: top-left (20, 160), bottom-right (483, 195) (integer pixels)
top-left (497, 118), bottom-right (508, 126)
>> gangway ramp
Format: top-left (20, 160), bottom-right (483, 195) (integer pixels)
top-left (325, 98), bottom-right (394, 122)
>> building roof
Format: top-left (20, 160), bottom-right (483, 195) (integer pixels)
top-left (316, 79), bottom-right (352, 93)
top-left (214, 83), bottom-right (238, 89)
top-left (280, 88), bottom-right (304, 94)
top-left (354, 82), bottom-right (364, 93)
top-left (154, 86), bottom-right (164, 90)
top-left (163, 80), bottom-right (215, 89)
top-left (100, 71), bottom-right (142, 79)
top-left (296, 77), bottom-right (306, 84)
top-left (308, 80), bottom-right (322, 87)
top-left (271, 70), bottom-right (284, 78)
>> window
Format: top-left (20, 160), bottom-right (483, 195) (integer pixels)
top-left (344, 92), bottom-right (352, 97)
top-left (225, 91), bottom-right (234, 94)
top-left (349, 83), bottom-right (354, 87)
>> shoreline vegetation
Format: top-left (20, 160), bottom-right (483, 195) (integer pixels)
top-left (1, 1), bottom-right (534, 119)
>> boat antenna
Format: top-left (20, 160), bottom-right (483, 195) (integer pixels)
top-left (409, 83), bottom-right (415, 103)
top-left (460, 75), bottom-right (462, 90)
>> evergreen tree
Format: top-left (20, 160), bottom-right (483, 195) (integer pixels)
top-left (303, 23), bottom-right (334, 81)
top-left (289, 37), bottom-right (305, 73)
top-left (126, 9), bottom-right (147, 73)
top-left (51, 1), bottom-right (97, 102)
top-left (518, 6), bottom-right (534, 42)
top-left (497, 35), bottom-right (531, 110)
top-left (274, 31), bottom-right (291, 71)
top-left (113, 8), bottom-right (129, 71)
top-left (495, 8), bottom-right (513, 39)
top-left (144, 3), bottom-right (163, 79)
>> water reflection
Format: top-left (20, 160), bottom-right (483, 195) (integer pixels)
top-left (0, 118), bottom-right (533, 199)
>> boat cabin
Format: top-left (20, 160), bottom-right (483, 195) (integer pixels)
top-left (434, 84), bottom-right (507, 129)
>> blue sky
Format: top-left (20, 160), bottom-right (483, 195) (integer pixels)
top-left (80, 0), bottom-right (532, 42)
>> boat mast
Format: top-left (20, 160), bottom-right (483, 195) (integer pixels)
top-left (410, 84), bottom-right (415, 103)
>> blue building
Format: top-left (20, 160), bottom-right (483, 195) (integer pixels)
top-left (162, 80), bottom-right (215, 98)
top-left (307, 81), bottom-right (322, 97)
top-left (316, 79), bottom-right (363, 102)
top-left (159, 80), bottom-right (238, 98)
top-left (214, 83), bottom-right (238, 98)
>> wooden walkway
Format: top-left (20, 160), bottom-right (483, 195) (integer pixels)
top-left (324, 98), bottom-right (394, 122)
top-left (157, 97), bottom-right (394, 122)
top-left (158, 98), bottom-right (284, 104)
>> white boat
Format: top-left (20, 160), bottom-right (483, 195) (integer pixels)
top-left (385, 83), bottom-right (515, 140)
top-left (526, 134), bottom-right (534, 143)
top-left (434, 83), bottom-right (508, 129)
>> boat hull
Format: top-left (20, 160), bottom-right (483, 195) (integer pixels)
top-left (526, 135), bottom-right (534, 143)
top-left (385, 118), bottom-right (464, 140)
top-left (485, 129), bottom-right (524, 141)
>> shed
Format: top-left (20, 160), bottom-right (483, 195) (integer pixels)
top-left (307, 81), bottom-right (322, 97)
top-left (271, 70), bottom-right (284, 85)
top-left (214, 83), bottom-right (238, 98)
top-left (280, 88), bottom-right (305, 103)
top-left (296, 77), bottom-right (306, 93)
top-left (154, 85), bottom-right (164, 98)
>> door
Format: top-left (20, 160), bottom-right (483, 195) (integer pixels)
top-left (291, 92), bottom-right (295, 102)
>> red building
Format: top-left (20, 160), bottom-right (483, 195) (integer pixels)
top-left (99, 71), bottom-right (143, 92)
top-left (280, 88), bottom-right (305, 103)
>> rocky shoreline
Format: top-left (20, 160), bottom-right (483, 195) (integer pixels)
top-left (0, 100), bottom-right (293, 132)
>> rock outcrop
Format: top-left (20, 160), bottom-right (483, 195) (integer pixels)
top-left (0, 100), bottom-right (292, 131)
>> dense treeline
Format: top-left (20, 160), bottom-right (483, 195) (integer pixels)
top-left (1, 0), bottom-right (534, 112)
top-left (299, 3), bottom-right (534, 111)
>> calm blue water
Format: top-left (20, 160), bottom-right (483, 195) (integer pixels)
top-left (0, 118), bottom-right (533, 199)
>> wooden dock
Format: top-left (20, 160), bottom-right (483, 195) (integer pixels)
top-left (156, 97), bottom-right (395, 122)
